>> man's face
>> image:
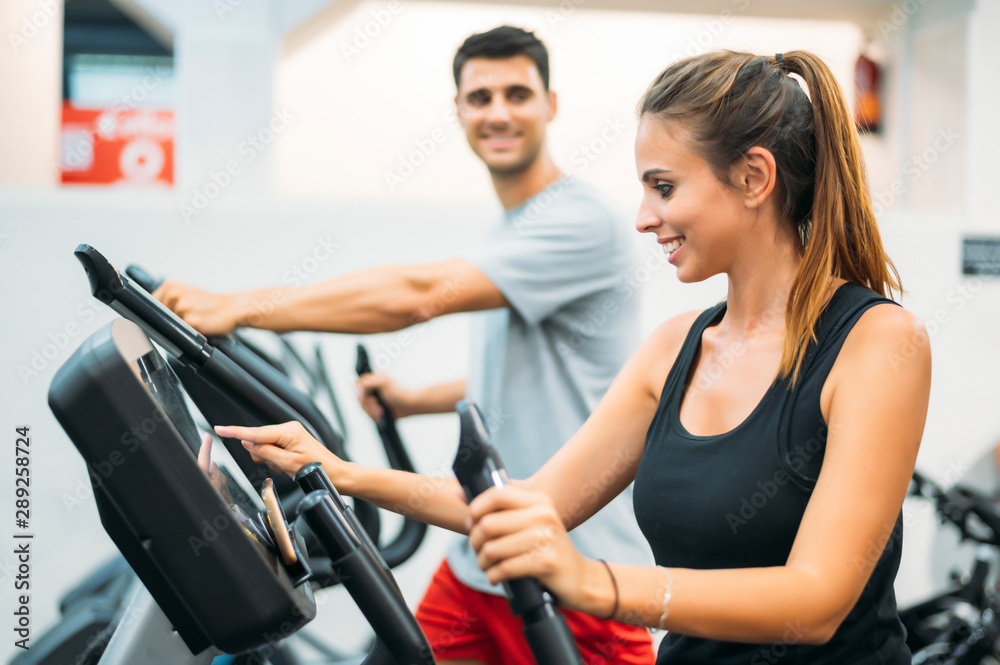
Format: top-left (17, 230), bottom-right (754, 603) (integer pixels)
top-left (455, 55), bottom-right (556, 177)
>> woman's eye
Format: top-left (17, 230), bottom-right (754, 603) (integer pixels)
top-left (654, 183), bottom-right (674, 199)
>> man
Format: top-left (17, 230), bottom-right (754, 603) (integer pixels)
top-left (157, 26), bottom-right (654, 665)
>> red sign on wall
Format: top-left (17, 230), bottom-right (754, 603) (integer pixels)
top-left (60, 103), bottom-right (174, 185)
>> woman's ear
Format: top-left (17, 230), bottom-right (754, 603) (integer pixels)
top-left (737, 146), bottom-right (778, 209)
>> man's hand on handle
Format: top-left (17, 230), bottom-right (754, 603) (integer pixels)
top-left (154, 280), bottom-right (242, 336)
top-left (355, 373), bottom-right (418, 421)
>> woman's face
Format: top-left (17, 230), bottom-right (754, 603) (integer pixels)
top-left (634, 115), bottom-right (753, 283)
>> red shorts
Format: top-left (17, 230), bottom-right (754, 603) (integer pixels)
top-left (415, 560), bottom-right (655, 665)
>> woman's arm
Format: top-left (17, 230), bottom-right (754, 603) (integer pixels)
top-left (355, 375), bottom-right (466, 420)
top-left (469, 304), bottom-right (931, 644)
top-left (214, 422), bottom-right (471, 533)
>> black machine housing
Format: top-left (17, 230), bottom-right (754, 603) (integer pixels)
top-left (48, 319), bottom-right (316, 654)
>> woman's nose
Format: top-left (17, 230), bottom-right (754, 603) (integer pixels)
top-left (634, 201), bottom-right (662, 234)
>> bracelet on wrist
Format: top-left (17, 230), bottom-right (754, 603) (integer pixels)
top-left (597, 559), bottom-right (619, 622)
top-left (657, 565), bottom-right (674, 630)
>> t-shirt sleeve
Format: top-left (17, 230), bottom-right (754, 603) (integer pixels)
top-left (463, 195), bottom-right (623, 325)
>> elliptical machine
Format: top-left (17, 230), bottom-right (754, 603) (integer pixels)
top-left (903, 470), bottom-right (1000, 664)
top-left (46, 316), bottom-right (434, 664)
top-left (32, 245), bottom-right (591, 665)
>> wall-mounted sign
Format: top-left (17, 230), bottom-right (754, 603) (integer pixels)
top-left (60, 103), bottom-right (174, 185)
top-left (962, 237), bottom-right (1000, 276)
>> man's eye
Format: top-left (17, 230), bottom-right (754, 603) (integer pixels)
top-left (468, 91), bottom-right (490, 106)
top-left (655, 183), bottom-right (674, 199)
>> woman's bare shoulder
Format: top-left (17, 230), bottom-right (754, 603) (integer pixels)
top-left (631, 307), bottom-right (711, 398)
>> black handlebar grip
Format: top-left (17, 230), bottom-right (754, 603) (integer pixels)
top-left (354, 344), bottom-right (428, 568)
top-left (74, 245), bottom-right (212, 366)
top-left (293, 463), bottom-right (378, 554)
top-left (293, 463), bottom-right (404, 594)
top-left (294, 463), bottom-right (353, 516)
top-left (298, 491), bottom-right (434, 665)
top-left (452, 400), bottom-right (584, 665)
top-left (124, 264), bottom-right (163, 293)
top-left (355, 343), bottom-right (415, 472)
top-left (355, 343), bottom-right (373, 376)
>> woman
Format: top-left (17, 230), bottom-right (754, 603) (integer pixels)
top-left (218, 50), bottom-right (931, 663)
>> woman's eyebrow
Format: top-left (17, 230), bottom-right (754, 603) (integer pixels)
top-left (641, 168), bottom-right (671, 183)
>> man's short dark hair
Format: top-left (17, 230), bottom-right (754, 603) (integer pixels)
top-left (453, 26), bottom-right (550, 91)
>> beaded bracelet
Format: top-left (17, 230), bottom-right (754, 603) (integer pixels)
top-left (657, 566), bottom-right (674, 630)
top-left (598, 559), bottom-right (619, 621)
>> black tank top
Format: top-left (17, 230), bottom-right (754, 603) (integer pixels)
top-left (632, 282), bottom-right (909, 664)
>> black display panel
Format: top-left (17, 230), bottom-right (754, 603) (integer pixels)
top-left (48, 319), bottom-right (315, 654)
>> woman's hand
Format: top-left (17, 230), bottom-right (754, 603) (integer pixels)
top-left (214, 421), bottom-right (342, 479)
top-left (467, 485), bottom-right (598, 612)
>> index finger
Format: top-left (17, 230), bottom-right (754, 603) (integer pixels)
top-left (214, 423), bottom-right (297, 446)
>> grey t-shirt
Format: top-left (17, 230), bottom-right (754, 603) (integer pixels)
top-left (450, 175), bottom-right (655, 595)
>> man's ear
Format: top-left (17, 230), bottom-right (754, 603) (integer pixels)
top-left (547, 90), bottom-right (558, 122)
top-left (455, 94), bottom-right (467, 126)
top-left (738, 146), bottom-right (778, 209)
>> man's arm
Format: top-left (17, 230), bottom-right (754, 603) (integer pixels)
top-left (154, 259), bottom-right (508, 336)
top-left (356, 376), bottom-right (466, 420)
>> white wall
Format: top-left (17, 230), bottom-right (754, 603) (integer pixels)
top-left (274, 0), bottom-right (866, 213)
top-left (0, 0), bottom-right (62, 185)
